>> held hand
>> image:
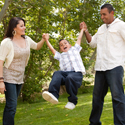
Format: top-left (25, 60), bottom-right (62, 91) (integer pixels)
top-left (0, 82), bottom-right (6, 94)
top-left (42, 33), bottom-right (49, 41)
top-left (45, 33), bottom-right (49, 41)
top-left (42, 33), bottom-right (46, 40)
top-left (80, 21), bottom-right (87, 32)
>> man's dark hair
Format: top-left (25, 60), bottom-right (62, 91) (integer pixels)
top-left (101, 3), bottom-right (114, 13)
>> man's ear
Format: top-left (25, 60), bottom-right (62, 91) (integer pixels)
top-left (111, 10), bottom-right (114, 15)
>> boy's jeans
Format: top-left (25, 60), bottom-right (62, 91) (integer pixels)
top-left (49, 71), bottom-right (83, 105)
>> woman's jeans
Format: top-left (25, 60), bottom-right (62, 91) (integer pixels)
top-left (3, 82), bottom-right (22, 125)
top-left (49, 71), bottom-right (83, 105)
top-left (89, 66), bottom-right (125, 125)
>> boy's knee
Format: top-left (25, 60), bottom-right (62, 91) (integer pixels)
top-left (66, 74), bottom-right (74, 80)
top-left (53, 71), bottom-right (62, 77)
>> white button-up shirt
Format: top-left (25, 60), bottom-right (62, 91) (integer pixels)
top-left (89, 18), bottom-right (125, 71)
top-left (54, 43), bottom-right (86, 75)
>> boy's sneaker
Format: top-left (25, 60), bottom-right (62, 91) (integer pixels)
top-left (64, 102), bottom-right (76, 110)
top-left (42, 91), bottom-right (58, 104)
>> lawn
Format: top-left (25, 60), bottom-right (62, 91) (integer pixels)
top-left (0, 85), bottom-right (117, 125)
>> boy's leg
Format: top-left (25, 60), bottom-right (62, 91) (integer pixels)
top-left (49, 71), bottom-right (66, 98)
top-left (42, 71), bottom-right (66, 104)
top-left (65, 71), bottom-right (83, 105)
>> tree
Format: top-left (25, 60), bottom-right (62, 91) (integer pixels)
top-left (0, 0), bottom-right (12, 22)
top-left (0, 0), bottom-right (125, 102)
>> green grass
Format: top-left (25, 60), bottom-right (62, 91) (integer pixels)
top-left (0, 85), bottom-right (120, 125)
top-left (0, 94), bottom-right (4, 98)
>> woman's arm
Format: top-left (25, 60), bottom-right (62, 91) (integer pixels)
top-left (0, 60), bottom-right (6, 94)
top-left (36, 38), bottom-right (45, 50)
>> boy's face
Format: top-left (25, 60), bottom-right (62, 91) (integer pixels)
top-left (59, 40), bottom-right (71, 52)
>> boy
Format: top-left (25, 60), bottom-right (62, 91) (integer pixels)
top-left (42, 28), bottom-right (85, 110)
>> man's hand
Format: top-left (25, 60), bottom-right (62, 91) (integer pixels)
top-left (80, 21), bottom-right (87, 32)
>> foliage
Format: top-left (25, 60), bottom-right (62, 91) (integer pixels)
top-left (0, 0), bottom-right (125, 102)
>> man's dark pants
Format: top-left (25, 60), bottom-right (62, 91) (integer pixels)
top-left (89, 66), bottom-right (125, 125)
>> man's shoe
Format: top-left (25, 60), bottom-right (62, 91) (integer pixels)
top-left (64, 102), bottom-right (76, 110)
top-left (42, 91), bottom-right (58, 104)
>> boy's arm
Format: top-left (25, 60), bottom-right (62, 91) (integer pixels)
top-left (46, 40), bottom-right (56, 55)
top-left (76, 29), bottom-right (84, 45)
top-left (43, 33), bottom-right (56, 55)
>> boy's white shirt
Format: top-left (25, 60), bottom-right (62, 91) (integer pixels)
top-left (54, 43), bottom-right (86, 75)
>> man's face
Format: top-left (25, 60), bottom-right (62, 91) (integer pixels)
top-left (100, 8), bottom-right (114, 24)
top-left (59, 40), bottom-right (71, 52)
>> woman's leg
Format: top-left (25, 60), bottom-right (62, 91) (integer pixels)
top-left (3, 82), bottom-right (22, 125)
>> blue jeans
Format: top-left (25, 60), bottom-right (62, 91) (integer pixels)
top-left (89, 66), bottom-right (125, 125)
top-left (3, 82), bottom-right (22, 125)
top-left (49, 71), bottom-right (83, 105)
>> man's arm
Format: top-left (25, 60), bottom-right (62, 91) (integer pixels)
top-left (80, 22), bottom-right (92, 43)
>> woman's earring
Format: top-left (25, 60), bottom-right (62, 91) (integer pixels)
top-left (12, 30), bottom-right (16, 36)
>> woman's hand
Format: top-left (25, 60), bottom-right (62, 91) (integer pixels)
top-left (0, 82), bottom-right (6, 94)
top-left (42, 33), bottom-right (49, 41)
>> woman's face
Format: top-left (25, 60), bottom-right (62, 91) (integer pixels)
top-left (14, 20), bottom-right (26, 36)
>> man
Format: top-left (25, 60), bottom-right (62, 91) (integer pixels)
top-left (80, 3), bottom-right (125, 125)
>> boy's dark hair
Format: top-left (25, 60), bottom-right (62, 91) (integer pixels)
top-left (59, 39), bottom-right (70, 43)
top-left (101, 3), bottom-right (114, 13)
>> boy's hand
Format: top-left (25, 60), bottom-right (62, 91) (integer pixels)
top-left (80, 21), bottom-right (87, 32)
top-left (42, 33), bottom-right (49, 41)
top-left (45, 33), bottom-right (49, 41)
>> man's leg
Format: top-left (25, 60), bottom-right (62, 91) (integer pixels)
top-left (89, 71), bottom-right (108, 125)
top-left (106, 66), bottom-right (125, 125)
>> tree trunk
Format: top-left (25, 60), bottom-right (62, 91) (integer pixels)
top-left (0, 0), bottom-right (12, 22)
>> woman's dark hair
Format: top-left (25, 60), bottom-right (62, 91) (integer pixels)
top-left (101, 3), bottom-right (114, 13)
top-left (5, 17), bottom-right (25, 39)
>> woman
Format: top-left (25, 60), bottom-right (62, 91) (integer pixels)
top-left (0, 17), bottom-right (45, 125)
